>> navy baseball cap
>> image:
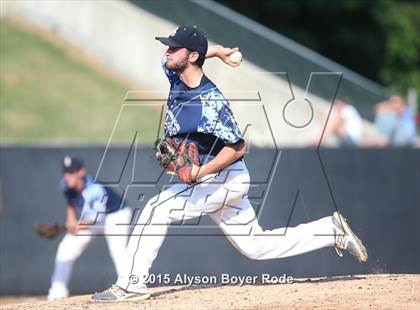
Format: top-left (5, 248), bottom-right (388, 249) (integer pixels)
top-left (62, 155), bottom-right (84, 173)
top-left (155, 26), bottom-right (208, 55)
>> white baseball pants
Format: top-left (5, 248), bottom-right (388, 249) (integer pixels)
top-left (48, 207), bottom-right (132, 299)
top-left (117, 160), bottom-right (337, 293)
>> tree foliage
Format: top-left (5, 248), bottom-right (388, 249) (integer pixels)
top-left (217, 0), bottom-right (419, 103)
top-left (375, 1), bottom-right (420, 96)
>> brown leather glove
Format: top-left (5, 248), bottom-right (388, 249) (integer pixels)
top-left (35, 222), bottom-right (65, 240)
top-left (154, 138), bottom-right (200, 184)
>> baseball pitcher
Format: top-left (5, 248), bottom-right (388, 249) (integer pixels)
top-left (92, 26), bottom-right (368, 302)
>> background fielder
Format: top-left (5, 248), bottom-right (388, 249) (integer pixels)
top-left (48, 156), bottom-right (132, 300)
top-left (92, 26), bottom-right (368, 302)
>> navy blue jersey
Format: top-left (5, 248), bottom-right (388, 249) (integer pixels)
top-left (162, 59), bottom-right (244, 163)
top-left (60, 175), bottom-right (127, 221)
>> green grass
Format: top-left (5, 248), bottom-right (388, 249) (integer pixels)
top-left (0, 18), bottom-right (161, 144)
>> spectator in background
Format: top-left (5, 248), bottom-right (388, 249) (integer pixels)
top-left (373, 96), bottom-right (416, 147)
top-left (321, 99), bottom-right (362, 147)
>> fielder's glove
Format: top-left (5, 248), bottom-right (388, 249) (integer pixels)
top-left (35, 222), bottom-right (64, 240)
top-left (154, 138), bottom-right (200, 184)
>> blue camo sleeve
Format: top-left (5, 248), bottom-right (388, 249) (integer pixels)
top-left (198, 89), bottom-right (243, 144)
top-left (80, 184), bottom-right (108, 223)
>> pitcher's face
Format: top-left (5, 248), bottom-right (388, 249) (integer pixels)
top-left (165, 46), bottom-right (190, 71)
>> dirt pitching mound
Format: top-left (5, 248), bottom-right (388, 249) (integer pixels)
top-left (1, 274), bottom-right (419, 310)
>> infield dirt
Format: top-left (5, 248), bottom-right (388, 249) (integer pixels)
top-left (1, 274), bottom-right (419, 309)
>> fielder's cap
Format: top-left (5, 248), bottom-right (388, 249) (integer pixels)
top-left (62, 155), bottom-right (84, 173)
top-left (155, 26), bottom-right (208, 55)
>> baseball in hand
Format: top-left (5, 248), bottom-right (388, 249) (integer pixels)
top-left (229, 51), bottom-right (242, 63)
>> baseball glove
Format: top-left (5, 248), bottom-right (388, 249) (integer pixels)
top-left (154, 138), bottom-right (200, 184)
top-left (35, 222), bottom-right (65, 240)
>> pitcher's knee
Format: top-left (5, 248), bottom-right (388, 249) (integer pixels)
top-left (137, 202), bottom-right (167, 224)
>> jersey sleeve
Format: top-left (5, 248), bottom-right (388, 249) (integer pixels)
top-left (198, 89), bottom-right (243, 144)
top-left (161, 58), bottom-right (179, 85)
top-left (80, 184), bottom-right (108, 223)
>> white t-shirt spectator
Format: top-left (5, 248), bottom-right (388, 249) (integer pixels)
top-left (342, 105), bottom-right (362, 143)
